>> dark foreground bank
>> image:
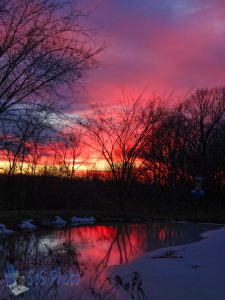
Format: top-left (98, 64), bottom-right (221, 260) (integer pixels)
top-left (0, 174), bottom-right (225, 227)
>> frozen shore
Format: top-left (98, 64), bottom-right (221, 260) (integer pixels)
top-left (112, 226), bottom-right (225, 300)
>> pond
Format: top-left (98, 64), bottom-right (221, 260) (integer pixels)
top-left (0, 221), bottom-right (221, 299)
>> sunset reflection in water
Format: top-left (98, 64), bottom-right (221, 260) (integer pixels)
top-left (0, 222), bottom-right (220, 299)
top-left (40, 222), bottom-right (216, 269)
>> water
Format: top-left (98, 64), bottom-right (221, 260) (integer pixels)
top-left (0, 222), bottom-right (221, 299)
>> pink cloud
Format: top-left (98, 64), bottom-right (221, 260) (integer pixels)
top-left (72, 0), bottom-right (225, 109)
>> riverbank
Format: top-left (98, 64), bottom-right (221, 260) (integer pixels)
top-left (0, 209), bottom-right (225, 234)
top-left (112, 226), bottom-right (225, 300)
top-left (1, 175), bottom-right (225, 224)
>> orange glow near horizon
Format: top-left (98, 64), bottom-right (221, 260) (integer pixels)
top-left (0, 159), bottom-right (108, 173)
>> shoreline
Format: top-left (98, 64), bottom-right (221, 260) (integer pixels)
top-left (0, 209), bottom-right (224, 240)
top-left (112, 226), bottom-right (225, 300)
top-left (1, 209), bottom-right (225, 226)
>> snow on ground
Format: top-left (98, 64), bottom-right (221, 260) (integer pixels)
top-left (17, 219), bottom-right (37, 230)
top-left (52, 216), bottom-right (67, 226)
top-left (111, 226), bottom-right (225, 300)
top-left (0, 224), bottom-right (14, 236)
top-left (70, 216), bottom-right (96, 224)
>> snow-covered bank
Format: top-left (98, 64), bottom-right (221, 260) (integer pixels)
top-left (112, 226), bottom-right (225, 300)
top-left (0, 224), bottom-right (14, 236)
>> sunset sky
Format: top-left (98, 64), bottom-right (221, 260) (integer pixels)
top-left (74, 0), bottom-right (225, 110)
top-left (1, 0), bottom-right (225, 173)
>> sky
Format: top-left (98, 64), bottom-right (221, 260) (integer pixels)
top-left (73, 0), bottom-right (225, 110)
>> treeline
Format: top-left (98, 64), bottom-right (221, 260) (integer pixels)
top-left (4, 86), bottom-right (225, 188)
top-left (143, 88), bottom-right (225, 187)
top-left (1, 87), bottom-right (225, 207)
top-left (1, 85), bottom-right (225, 218)
top-left (81, 87), bottom-right (225, 189)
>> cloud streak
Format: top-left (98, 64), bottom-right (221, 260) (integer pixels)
top-left (74, 0), bottom-right (225, 107)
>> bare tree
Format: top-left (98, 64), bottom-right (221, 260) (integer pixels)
top-left (79, 96), bottom-right (166, 205)
top-left (142, 106), bottom-right (189, 185)
top-left (181, 87), bottom-right (225, 180)
top-left (50, 128), bottom-right (82, 179)
top-left (0, 0), bottom-right (103, 115)
top-left (142, 87), bottom-right (225, 186)
top-left (1, 107), bottom-right (52, 175)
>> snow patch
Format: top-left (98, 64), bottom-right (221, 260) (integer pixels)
top-left (112, 226), bottom-right (225, 300)
top-left (17, 219), bottom-right (37, 230)
top-left (51, 216), bottom-right (67, 226)
top-left (70, 216), bottom-right (96, 225)
top-left (0, 224), bottom-right (14, 236)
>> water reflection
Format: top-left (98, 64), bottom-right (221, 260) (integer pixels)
top-left (0, 222), bottom-right (220, 299)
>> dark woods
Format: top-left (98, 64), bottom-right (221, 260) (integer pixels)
top-left (1, 87), bottom-right (225, 220)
